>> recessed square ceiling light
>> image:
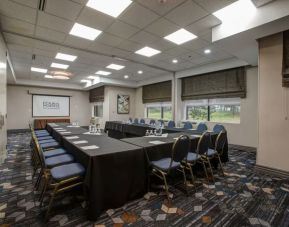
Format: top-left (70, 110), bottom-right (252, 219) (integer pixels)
top-left (106, 64), bottom-right (125, 70)
top-left (69, 23), bottom-right (102, 41)
top-left (135, 46), bottom-right (161, 57)
top-left (95, 70), bottom-right (111, 75)
top-left (53, 75), bottom-right (70, 80)
top-left (55, 53), bottom-right (77, 62)
top-left (86, 0), bottom-right (132, 18)
top-left (44, 75), bottom-right (53, 78)
top-left (31, 67), bottom-right (47, 73)
top-left (164, 28), bottom-right (197, 45)
top-left (51, 62), bottom-right (69, 69)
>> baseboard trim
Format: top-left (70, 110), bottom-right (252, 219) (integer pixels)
top-left (255, 164), bottom-right (289, 178)
top-left (229, 144), bottom-right (257, 152)
top-left (7, 129), bottom-right (30, 134)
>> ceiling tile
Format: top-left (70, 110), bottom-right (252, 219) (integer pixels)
top-left (109, 48), bottom-right (131, 58)
top-left (64, 36), bottom-right (92, 49)
top-left (145, 18), bottom-right (180, 37)
top-left (149, 39), bottom-right (176, 51)
top-left (86, 42), bottom-right (113, 54)
top-left (37, 12), bottom-right (74, 33)
top-left (70, 0), bottom-right (87, 5)
top-left (165, 0), bottom-right (208, 27)
top-left (0, 16), bottom-right (35, 36)
top-left (0, 0), bottom-right (37, 24)
top-left (190, 56), bottom-right (211, 65)
top-left (193, 0), bottom-right (238, 13)
top-left (182, 38), bottom-right (209, 51)
top-left (136, 0), bottom-right (187, 15)
top-left (185, 15), bottom-right (221, 35)
top-left (35, 26), bottom-right (66, 43)
top-left (129, 31), bottom-right (159, 44)
top-left (164, 47), bottom-right (190, 57)
top-left (4, 33), bottom-right (35, 47)
top-left (117, 40), bottom-right (142, 52)
top-left (106, 21), bottom-right (139, 39)
top-left (33, 39), bottom-right (61, 51)
top-left (11, 0), bottom-right (38, 9)
top-left (7, 44), bottom-right (33, 53)
top-left (77, 7), bottom-right (115, 31)
top-left (45, 0), bottom-right (82, 21)
top-left (119, 3), bottom-right (159, 29)
top-left (96, 33), bottom-right (123, 47)
top-left (33, 48), bottom-right (56, 58)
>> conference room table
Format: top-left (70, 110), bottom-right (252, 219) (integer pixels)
top-left (46, 122), bottom-right (88, 143)
top-left (105, 121), bottom-right (229, 162)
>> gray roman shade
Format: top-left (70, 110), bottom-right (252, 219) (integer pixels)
top-left (283, 30), bottom-right (289, 87)
top-left (89, 86), bottom-right (104, 103)
top-left (181, 67), bottom-right (246, 100)
top-left (142, 81), bottom-right (172, 103)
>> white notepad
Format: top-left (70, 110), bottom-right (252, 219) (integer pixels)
top-left (56, 129), bottom-right (66, 132)
top-left (65, 136), bottom-right (79, 139)
top-left (67, 125), bottom-right (80, 128)
top-left (149, 140), bottom-right (165, 145)
top-left (54, 128), bottom-right (63, 130)
top-left (81, 145), bottom-right (99, 150)
top-left (73, 140), bottom-right (88, 144)
top-left (60, 131), bottom-right (71, 134)
top-left (145, 133), bottom-right (168, 138)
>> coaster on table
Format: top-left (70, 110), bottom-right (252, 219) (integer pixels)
top-left (65, 136), bottom-right (79, 139)
top-left (81, 145), bottom-right (99, 150)
top-left (149, 140), bottom-right (165, 145)
top-left (145, 133), bottom-right (168, 138)
top-left (73, 140), bottom-right (88, 145)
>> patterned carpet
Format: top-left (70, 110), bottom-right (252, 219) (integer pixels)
top-left (1, 132), bottom-right (289, 227)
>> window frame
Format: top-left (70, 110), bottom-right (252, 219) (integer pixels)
top-left (91, 102), bottom-right (103, 118)
top-left (145, 102), bottom-right (172, 120)
top-left (184, 98), bottom-right (241, 124)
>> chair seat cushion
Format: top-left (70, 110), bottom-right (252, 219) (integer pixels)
top-left (50, 163), bottom-right (85, 181)
top-left (187, 152), bottom-right (200, 161)
top-left (41, 141), bottom-right (59, 149)
top-left (45, 154), bottom-right (74, 168)
top-left (37, 136), bottom-right (53, 141)
top-left (43, 148), bottom-right (67, 158)
top-left (35, 130), bottom-right (48, 134)
top-left (151, 158), bottom-right (180, 171)
top-left (207, 149), bottom-right (217, 156)
top-left (36, 133), bottom-right (50, 137)
top-left (38, 139), bottom-right (57, 144)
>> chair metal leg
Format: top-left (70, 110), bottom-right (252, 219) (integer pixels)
top-left (207, 159), bottom-right (215, 182)
top-left (201, 161), bottom-right (209, 182)
top-left (161, 172), bottom-right (170, 202)
top-left (45, 184), bottom-right (59, 221)
top-left (187, 165), bottom-right (196, 191)
top-left (39, 176), bottom-right (50, 206)
top-left (217, 154), bottom-right (225, 176)
top-left (181, 167), bottom-right (188, 196)
top-left (34, 169), bottom-right (43, 190)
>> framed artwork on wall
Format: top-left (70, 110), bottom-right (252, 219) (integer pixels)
top-left (117, 94), bottom-right (130, 114)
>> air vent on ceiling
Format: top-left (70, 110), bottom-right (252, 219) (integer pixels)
top-left (38, 0), bottom-right (46, 11)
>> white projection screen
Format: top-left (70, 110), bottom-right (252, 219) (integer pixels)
top-left (32, 95), bottom-right (70, 117)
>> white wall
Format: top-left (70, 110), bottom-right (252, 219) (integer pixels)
top-left (0, 34), bottom-right (7, 162)
top-left (7, 85), bottom-right (91, 129)
top-left (257, 33), bottom-right (289, 172)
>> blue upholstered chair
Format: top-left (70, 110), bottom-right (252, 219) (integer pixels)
top-left (168, 120), bottom-right (175, 128)
top-left (129, 117), bottom-right (133, 123)
top-left (197, 122), bottom-right (208, 133)
top-left (183, 121), bottom-right (193, 129)
top-left (158, 119), bottom-right (164, 125)
top-left (149, 119), bottom-right (156, 125)
top-left (149, 135), bottom-right (190, 200)
top-left (213, 124), bottom-right (226, 133)
top-left (134, 118), bottom-right (139, 124)
top-left (140, 119), bottom-right (145, 124)
top-left (186, 132), bottom-right (211, 182)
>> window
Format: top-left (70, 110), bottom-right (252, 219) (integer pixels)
top-left (92, 102), bottom-right (103, 117)
top-left (185, 98), bottom-right (241, 123)
top-left (146, 103), bottom-right (172, 120)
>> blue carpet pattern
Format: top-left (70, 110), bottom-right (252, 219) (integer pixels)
top-left (0, 132), bottom-right (289, 227)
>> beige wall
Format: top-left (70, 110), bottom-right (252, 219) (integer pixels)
top-left (7, 85), bottom-right (91, 129)
top-left (257, 33), bottom-right (289, 172)
top-left (0, 34), bottom-right (7, 162)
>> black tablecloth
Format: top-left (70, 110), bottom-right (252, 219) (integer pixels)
top-left (62, 133), bottom-right (146, 220)
top-left (46, 123), bottom-right (88, 143)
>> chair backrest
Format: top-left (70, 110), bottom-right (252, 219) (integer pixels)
top-left (197, 122), bottom-right (207, 132)
top-left (140, 119), bottom-right (145, 124)
top-left (158, 119), bottom-right (164, 125)
top-left (129, 117), bottom-right (133, 123)
top-left (213, 124), bottom-right (226, 133)
top-left (134, 118), bottom-right (139, 124)
top-left (196, 132), bottom-right (210, 156)
top-left (149, 119), bottom-right (155, 125)
top-left (183, 121), bottom-right (193, 129)
top-left (215, 130), bottom-right (227, 154)
top-left (31, 132), bottom-right (46, 168)
top-left (171, 135), bottom-right (190, 163)
top-left (168, 120), bottom-right (175, 128)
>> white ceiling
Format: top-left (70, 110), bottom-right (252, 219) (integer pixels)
top-left (0, 0), bottom-right (282, 88)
